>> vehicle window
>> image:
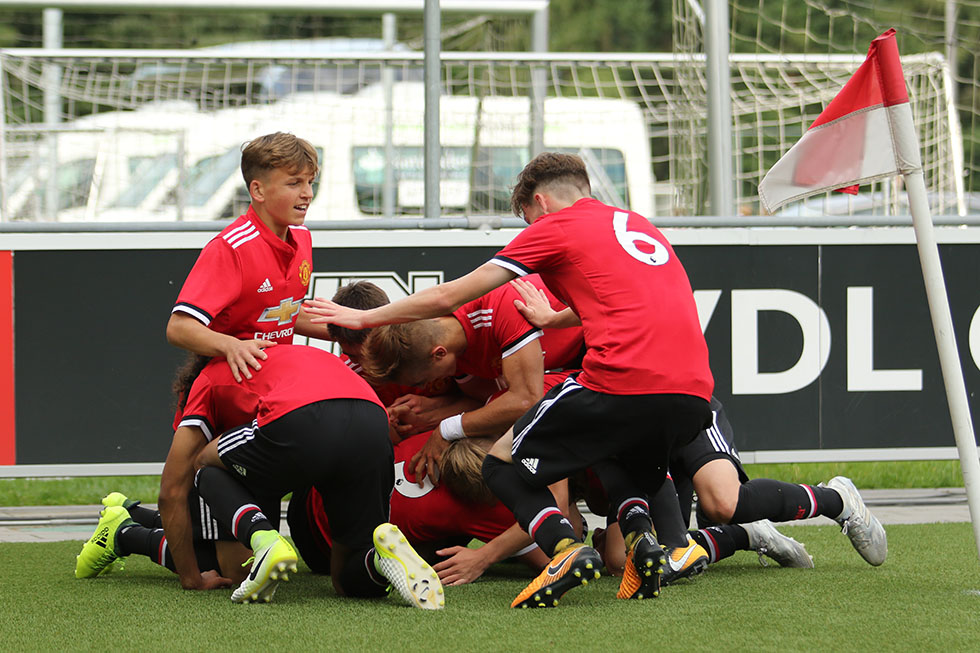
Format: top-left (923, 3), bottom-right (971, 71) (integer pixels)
top-left (110, 152), bottom-right (177, 208)
top-left (353, 145), bottom-right (628, 215)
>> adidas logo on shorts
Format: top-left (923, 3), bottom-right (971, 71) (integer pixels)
top-left (521, 457), bottom-right (539, 474)
top-left (257, 278), bottom-right (274, 293)
top-left (233, 464), bottom-right (248, 477)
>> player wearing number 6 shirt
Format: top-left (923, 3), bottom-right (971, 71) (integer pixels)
top-left (303, 152), bottom-right (713, 608)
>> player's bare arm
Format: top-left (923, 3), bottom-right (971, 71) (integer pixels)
top-left (159, 425), bottom-right (233, 591)
top-left (166, 312), bottom-right (275, 382)
top-left (410, 341), bottom-right (544, 485)
top-left (305, 262), bottom-right (516, 329)
top-left (510, 278), bottom-right (582, 328)
top-left (434, 522), bottom-right (545, 586)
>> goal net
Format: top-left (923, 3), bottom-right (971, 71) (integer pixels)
top-left (0, 5), bottom-right (966, 222)
top-left (673, 0), bottom-right (972, 217)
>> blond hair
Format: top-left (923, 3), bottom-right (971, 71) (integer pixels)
top-left (440, 438), bottom-right (496, 505)
top-left (362, 320), bottom-right (442, 384)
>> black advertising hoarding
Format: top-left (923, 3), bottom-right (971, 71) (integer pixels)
top-left (5, 226), bottom-right (980, 467)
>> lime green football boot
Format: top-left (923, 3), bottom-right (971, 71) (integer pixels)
top-left (75, 506), bottom-right (134, 579)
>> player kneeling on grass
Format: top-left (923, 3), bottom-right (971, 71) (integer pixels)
top-left (288, 434), bottom-right (552, 586)
top-left (77, 345), bottom-right (444, 609)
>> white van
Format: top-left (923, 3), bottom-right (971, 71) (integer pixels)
top-left (141, 82), bottom-right (653, 222)
top-left (4, 101), bottom-right (201, 222)
top-left (6, 82), bottom-right (652, 222)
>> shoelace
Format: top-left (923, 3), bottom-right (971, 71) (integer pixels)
top-left (842, 515), bottom-right (871, 546)
top-left (755, 545), bottom-right (771, 567)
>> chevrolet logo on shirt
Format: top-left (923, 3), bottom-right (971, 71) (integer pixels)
top-left (258, 297), bottom-right (303, 325)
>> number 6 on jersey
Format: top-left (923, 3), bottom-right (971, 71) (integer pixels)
top-left (613, 210), bottom-right (669, 266)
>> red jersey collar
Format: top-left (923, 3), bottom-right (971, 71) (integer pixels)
top-left (244, 205), bottom-right (298, 254)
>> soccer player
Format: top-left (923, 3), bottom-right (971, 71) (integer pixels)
top-left (512, 277), bottom-right (887, 569)
top-left (166, 132), bottom-right (325, 382)
top-left (362, 275), bottom-right (584, 484)
top-left (171, 345), bottom-right (440, 607)
top-left (304, 152), bottom-right (714, 607)
top-left (671, 398), bottom-right (886, 566)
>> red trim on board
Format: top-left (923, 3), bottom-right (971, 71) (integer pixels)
top-left (0, 251), bottom-right (14, 465)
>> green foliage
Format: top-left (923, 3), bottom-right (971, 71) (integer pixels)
top-left (3, 524), bottom-right (980, 649)
top-left (549, 0), bottom-right (672, 53)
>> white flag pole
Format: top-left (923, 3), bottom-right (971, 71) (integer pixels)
top-left (905, 169), bottom-right (980, 560)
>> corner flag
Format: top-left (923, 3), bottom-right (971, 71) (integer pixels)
top-left (760, 28), bottom-right (980, 563)
top-left (758, 29), bottom-right (921, 214)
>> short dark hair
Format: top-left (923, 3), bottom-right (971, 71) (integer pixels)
top-left (328, 281), bottom-right (390, 345)
top-left (241, 132), bottom-right (319, 187)
top-left (510, 152), bottom-right (591, 217)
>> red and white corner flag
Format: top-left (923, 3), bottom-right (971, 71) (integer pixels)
top-left (758, 29), bottom-right (922, 214)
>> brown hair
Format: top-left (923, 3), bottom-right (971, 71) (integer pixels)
top-left (510, 152), bottom-right (591, 217)
top-left (362, 320), bottom-right (441, 384)
top-left (240, 132), bottom-right (319, 187)
top-left (440, 438), bottom-right (496, 505)
top-left (328, 281), bottom-right (390, 346)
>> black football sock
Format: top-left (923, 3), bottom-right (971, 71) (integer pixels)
top-left (730, 479), bottom-right (845, 524)
top-left (127, 505), bottom-right (163, 529)
top-left (690, 524), bottom-right (750, 563)
top-left (195, 466), bottom-right (274, 549)
top-left (335, 548), bottom-right (387, 598)
top-left (649, 477), bottom-right (690, 548)
top-left (482, 454), bottom-right (578, 556)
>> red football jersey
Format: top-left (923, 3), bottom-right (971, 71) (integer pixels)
top-left (306, 432), bottom-right (517, 546)
top-left (490, 198), bottom-right (713, 399)
top-left (176, 345), bottom-right (382, 440)
top-left (172, 206), bottom-right (313, 344)
top-left (452, 275), bottom-right (584, 381)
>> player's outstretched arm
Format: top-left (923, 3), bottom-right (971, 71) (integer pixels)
top-left (305, 263), bottom-right (516, 329)
top-left (510, 278), bottom-right (581, 328)
top-left (159, 426), bottom-right (233, 591)
top-left (434, 523), bottom-right (539, 585)
top-left (166, 312), bottom-right (275, 382)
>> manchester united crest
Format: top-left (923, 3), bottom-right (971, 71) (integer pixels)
top-left (298, 260), bottom-right (312, 287)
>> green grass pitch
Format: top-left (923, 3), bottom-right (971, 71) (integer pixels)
top-left (4, 523), bottom-right (980, 651)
